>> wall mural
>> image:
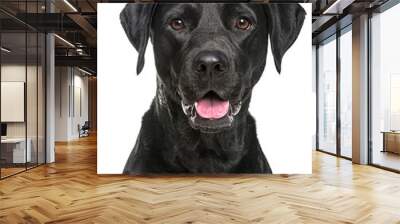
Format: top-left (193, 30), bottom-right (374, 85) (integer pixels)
top-left (97, 3), bottom-right (313, 174)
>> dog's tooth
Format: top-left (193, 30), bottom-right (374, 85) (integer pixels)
top-left (231, 102), bottom-right (242, 116)
top-left (190, 112), bottom-right (197, 123)
top-left (228, 114), bottom-right (234, 123)
top-left (181, 101), bottom-right (195, 116)
top-left (190, 105), bottom-right (195, 117)
top-left (181, 101), bottom-right (189, 115)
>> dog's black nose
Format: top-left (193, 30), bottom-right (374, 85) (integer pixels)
top-left (194, 51), bottom-right (228, 76)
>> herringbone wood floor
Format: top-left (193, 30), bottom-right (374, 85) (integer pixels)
top-left (1, 135), bottom-right (400, 224)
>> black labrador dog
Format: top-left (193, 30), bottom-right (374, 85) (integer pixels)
top-left (120, 3), bottom-right (305, 174)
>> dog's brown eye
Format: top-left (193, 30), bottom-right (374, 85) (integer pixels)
top-left (170, 18), bottom-right (185, 31)
top-left (235, 17), bottom-right (252, 30)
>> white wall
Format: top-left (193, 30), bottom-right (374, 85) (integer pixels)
top-left (55, 67), bottom-right (69, 141)
top-left (55, 67), bottom-right (89, 141)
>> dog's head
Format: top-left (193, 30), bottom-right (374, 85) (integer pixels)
top-left (121, 3), bottom-right (305, 133)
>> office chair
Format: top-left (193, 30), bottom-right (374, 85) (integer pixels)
top-left (79, 121), bottom-right (90, 138)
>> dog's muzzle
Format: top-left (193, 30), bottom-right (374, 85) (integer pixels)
top-left (181, 95), bottom-right (242, 133)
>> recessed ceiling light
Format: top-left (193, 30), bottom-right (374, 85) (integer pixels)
top-left (78, 67), bottom-right (93, 76)
top-left (63, 0), bottom-right (78, 12)
top-left (54, 34), bottom-right (75, 48)
top-left (1, 47), bottom-right (11, 53)
top-left (323, 0), bottom-right (354, 15)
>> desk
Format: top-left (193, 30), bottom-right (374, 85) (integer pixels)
top-left (1, 138), bottom-right (31, 163)
top-left (382, 131), bottom-right (400, 154)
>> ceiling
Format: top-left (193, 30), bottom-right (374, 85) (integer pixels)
top-left (0, 0), bottom-right (395, 74)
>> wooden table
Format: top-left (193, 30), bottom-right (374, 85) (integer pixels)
top-left (1, 138), bottom-right (31, 164)
top-left (382, 131), bottom-right (400, 154)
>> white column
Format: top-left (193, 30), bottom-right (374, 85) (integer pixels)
top-left (352, 14), bottom-right (369, 164)
top-left (45, 0), bottom-right (56, 163)
top-left (46, 33), bottom-right (55, 163)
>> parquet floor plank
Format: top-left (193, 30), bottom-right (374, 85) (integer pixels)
top-left (1, 135), bottom-right (400, 223)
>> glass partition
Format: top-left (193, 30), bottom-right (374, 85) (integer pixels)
top-left (0, 1), bottom-right (46, 179)
top-left (1, 30), bottom-right (28, 177)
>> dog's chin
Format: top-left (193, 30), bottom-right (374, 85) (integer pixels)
top-left (188, 114), bottom-right (235, 133)
top-left (180, 92), bottom-right (242, 134)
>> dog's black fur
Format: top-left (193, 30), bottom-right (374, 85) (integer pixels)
top-left (120, 3), bottom-right (305, 174)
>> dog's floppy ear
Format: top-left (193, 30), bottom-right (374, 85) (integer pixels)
top-left (264, 4), bottom-right (306, 73)
top-left (120, 3), bottom-right (156, 75)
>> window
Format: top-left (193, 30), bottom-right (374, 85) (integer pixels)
top-left (370, 3), bottom-right (400, 171)
top-left (339, 28), bottom-right (352, 158)
top-left (318, 36), bottom-right (337, 154)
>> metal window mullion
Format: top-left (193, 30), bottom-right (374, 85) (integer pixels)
top-left (44, 0), bottom-right (48, 165)
top-left (36, 0), bottom-right (39, 167)
top-left (316, 45), bottom-right (320, 150)
top-left (25, 0), bottom-right (28, 171)
top-left (0, 22), bottom-right (2, 179)
top-left (367, 10), bottom-right (373, 165)
top-left (336, 29), bottom-right (341, 157)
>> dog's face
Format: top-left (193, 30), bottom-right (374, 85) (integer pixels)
top-left (121, 3), bottom-right (305, 133)
top-left (151, 4), bottom-right (269, 133)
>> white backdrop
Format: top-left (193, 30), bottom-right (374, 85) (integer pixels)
top-left (98, 3), bottom-right (313, 174)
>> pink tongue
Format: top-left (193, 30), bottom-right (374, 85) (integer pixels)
top-left (195, 98), bottom-right (229, 119)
